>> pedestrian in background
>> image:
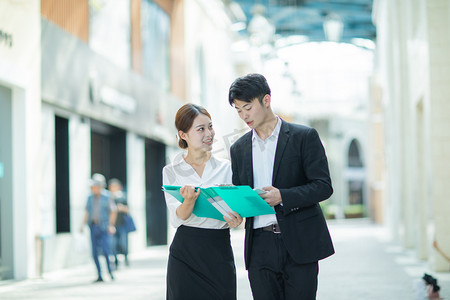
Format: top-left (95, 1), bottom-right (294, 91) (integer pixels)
top-left (108, 178), bottom-right (130, 268)
top-left (80, 173), bottom-right (117, 282)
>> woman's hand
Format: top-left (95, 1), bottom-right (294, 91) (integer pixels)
top-left (176, 185), bottom-right (200, 220)
top-left (180, 185), bottom-right (200, 203)
top-left (117, 203), bottom-right (129, 213)
top-left (224, 211), bottom-right (243, 228)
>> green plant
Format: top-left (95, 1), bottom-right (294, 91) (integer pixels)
top-left (320, 202), bottom-right (338, 219)
top-left (344, 204), bottom-right (364, 218)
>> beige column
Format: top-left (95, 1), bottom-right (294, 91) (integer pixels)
top-left (426, 0), bottom-right (450, 271)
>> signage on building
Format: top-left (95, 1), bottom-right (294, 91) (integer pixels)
top-left (100, 86), bottom-right (137, 114)
top-left (0, 29), bottom-right (13, 48)
top-left (89, 74), bottom-right (137, 114)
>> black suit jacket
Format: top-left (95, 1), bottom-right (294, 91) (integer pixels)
top-left (230, 120), bottom-right (335, 269)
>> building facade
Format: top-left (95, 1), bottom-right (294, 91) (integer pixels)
top-left (373, 0), bottom-right (450, 271)
top-left (1, 0), bottom-right (242, 280)
top-left (0, 0), bottom-right (42, 280)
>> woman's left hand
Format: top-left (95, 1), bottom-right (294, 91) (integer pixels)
top-left (223, 211), bottom-right (243, 228)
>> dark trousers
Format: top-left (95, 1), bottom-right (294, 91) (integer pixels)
top-left (89, 224), bottom-right (113, 278)
top-left (248, 230), bottom-right (319, 300)
top-left (112, 225), bottom-right (128, 262)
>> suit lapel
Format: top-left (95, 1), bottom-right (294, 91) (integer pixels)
top-left (242, 133), bottom-right (254, 187)
top-left (272, 120), bottom-right (290, 185)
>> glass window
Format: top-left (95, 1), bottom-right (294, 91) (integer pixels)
top-left (141, 0), bottom-right (170, 91)
top-left (89, 0), bottom-right (131, 69)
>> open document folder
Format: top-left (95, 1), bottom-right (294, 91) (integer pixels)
top-left (162, 185), bottom-right (275, 221)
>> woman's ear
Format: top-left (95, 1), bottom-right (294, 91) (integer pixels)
top-left (178, 130), bottom-right (187, 142)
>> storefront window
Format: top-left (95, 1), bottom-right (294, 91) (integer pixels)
top-left (89, 0), bottom-right (131, 69)
top-left (141, 0), bottom-right (170, 91)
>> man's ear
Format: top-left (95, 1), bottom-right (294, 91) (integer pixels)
top-left (263, 94), bottom-right (271, 108)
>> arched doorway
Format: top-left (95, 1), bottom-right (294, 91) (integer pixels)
top-left (345, 139), bottom-right (365, 218)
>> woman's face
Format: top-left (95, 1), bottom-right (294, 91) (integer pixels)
top-left (180, 114), bottom-right (214, 152)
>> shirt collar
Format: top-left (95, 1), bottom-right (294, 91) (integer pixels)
top-left (252, 116), bottom-right (282, 142)
top-left (172, 151), bottom-right (215, 168)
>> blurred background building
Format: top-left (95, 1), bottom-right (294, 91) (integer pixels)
top-left (373, 0), bottom-right (450, 272)
top-left (0, 0), bottom-right (449, 280)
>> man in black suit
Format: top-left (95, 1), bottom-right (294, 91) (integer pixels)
top-left (228, 73), bottom-right (334, 300)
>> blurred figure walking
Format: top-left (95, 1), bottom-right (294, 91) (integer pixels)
top-left (80, 173), bottom-right (117, 282)
top-left (108, 178), bottom-right (130, 268)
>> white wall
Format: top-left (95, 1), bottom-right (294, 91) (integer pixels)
top-left (327, 116), bottom-right (368, 218)
top-left (69, 116), bottom-right (92, 236)
top-left (38, 108), bottom-right (159, 272)
top-left (184, 0), bottom-right (243, 159)
top-left (40, 106), bottom-right (56, 239)
top-left (126, 133), bottom-right (147, 252)
top-left (426, 0), bottom-right (450, 271)
top-left (40, 112), bottom-right (93, 272)
top-left (0, 0), bottom-right (41, 279)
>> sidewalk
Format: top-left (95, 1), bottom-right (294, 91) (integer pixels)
top-left (0, 219), bottom-right (449, 300)
top-left (318, 219), bottom-right (450, 300)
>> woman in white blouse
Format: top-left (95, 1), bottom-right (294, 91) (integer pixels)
top-left (162, 103), bottom-right (243, 300)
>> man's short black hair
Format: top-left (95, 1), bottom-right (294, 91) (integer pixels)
top-left (228, 73), bottom-right (271, 106)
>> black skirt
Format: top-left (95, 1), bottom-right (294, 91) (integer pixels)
top-left (167, 225), bottom-right (237, 300)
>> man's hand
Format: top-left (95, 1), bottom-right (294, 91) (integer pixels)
top-left (108, 225), bottom-right (116, 235)
top-left (260, 186), bottom-right (282, 207)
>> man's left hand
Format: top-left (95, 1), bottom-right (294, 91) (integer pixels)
top-left (261, 186), bottom-right (282, 207)
top-left (108, 225), bottom-right (116, 235)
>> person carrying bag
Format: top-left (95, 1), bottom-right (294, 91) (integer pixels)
top-left (108, 179), bottom-right (133, 267)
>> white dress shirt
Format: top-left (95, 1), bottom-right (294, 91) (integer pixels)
top-left (252, 117), bottom-right (282, 229)
top-left (162, 153), bottom-right (232, 229)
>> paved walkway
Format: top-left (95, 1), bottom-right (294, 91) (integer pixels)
top-left (1, 219), bottom-right (449, 299)
top-left (317, 219), bottom-right (450, 300)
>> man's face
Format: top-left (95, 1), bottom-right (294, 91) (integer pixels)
top-left (233, 96), bottom-right (270, 130)
top-left (91, 185), bottom-right (102, 196)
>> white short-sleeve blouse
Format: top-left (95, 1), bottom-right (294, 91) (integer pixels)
top-left (162, 153), bottom-right (232, 229)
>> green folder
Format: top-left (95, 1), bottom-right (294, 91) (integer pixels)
top-left (162, 185), bottom-right (275, 221)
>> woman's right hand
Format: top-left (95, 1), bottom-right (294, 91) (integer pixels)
top-left (176, 185), bottom-right (200, 220)
top-left (179, 185), bottom-right (200, 203)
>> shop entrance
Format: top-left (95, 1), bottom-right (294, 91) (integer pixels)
top-left (145, 139), bottom-right (167, 246)
top-left (0, 85), bottom-right (13, 280)
top-left (90, 120), bottom-right (127, 187)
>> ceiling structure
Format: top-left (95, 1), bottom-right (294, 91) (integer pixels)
top-left (229, 0), bottom-right (376, 44)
